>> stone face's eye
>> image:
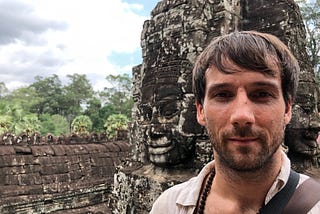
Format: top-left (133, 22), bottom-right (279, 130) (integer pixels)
top-left (140, 104), bottom-right (152, 121)
top-left (298, 94), bottom-right (315, 114)
top-left (159, 101), bottom-right (179, 118)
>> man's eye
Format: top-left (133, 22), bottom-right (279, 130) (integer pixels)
top-left (257, 91), bottom-right (270, 97)
top-left (216, 92), bottom-right (231, 97)
top-left (213, 92), bottom-right (234, 101)
top-left (251, 91), bottom-right (274, 100)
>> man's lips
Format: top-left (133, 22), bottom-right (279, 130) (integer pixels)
top-left (228, 137), bottom-right (259, 144)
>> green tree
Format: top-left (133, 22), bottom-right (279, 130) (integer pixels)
top-left (4, 86), bottom-right (42, 114)
top-left (100, 74), bottom-right (133, 119)
top-left (0, 115), bottom-right (13, 134)
top-left (63, 74), bottom-right (94, 123)
top-left (104, 114), bottom-right (128, 139)
top-left (297, 0), bottom-right (320, 77)
top-left (71, 115), bottom-right (93, 135)
top-left (84, 97), bottom-right (105, 132)
top-left (13, 114), bottom-right (41, 134)
top-left (99, 104), bottom-right (116, 123)
top-left (39, 114), bottom-right (69, 135)
top-left (0, 102), bottom-right (40, 134)
top-left (29, 74), bottom-right (64, 115)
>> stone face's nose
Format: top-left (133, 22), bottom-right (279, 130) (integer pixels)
top-left (309, 113), bottom-right (320, 132)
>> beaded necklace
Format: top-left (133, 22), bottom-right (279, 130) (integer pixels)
top-left (197, 170), bottom-right (215, 214)
top-left (196, 170), bottom-right (261, 214)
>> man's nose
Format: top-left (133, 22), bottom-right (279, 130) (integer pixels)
top-left (229, 93), bottom-right (255, 127)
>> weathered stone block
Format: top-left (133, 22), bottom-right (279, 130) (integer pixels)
top-left (42, 174), bottom-right (58, 184)
top-left (40, 164), bottom-right (69, 175)
top-left (2, 166), bottom-right (24, 175)
top-left (66, 144), bottom-right (88, 155)
top-left (0, 184), bottom-right (43, 197)
top-left (43, 183), bottom-right (59, 194)
top-left (82, 143), bottom-right (109, 154)
top-left (102, 142), bottom-right (121, 152)
top-left (67, 155), bottom-right (81, 165)
top-left (55, 173), bottom-right (69, 183)
top-left (38, 156), bottom-right (67, 166)
top-left (19, 173), bottom-right (41, 186)
top-left (101, 166), bottom-right (116, 176)
top-left (3, 174), bottom-right (19, 185)
top-left (50, 144), bottom-right (68, 156)
top-left (31, 145), bottom-right (55, 156)
top-left (114, 141), bottom-right (131, 152)
top-left (13, 145), bottom-right (32, 155)
top-left (69, 170), bottom-right (84, 181)
top-left (91, 166), bottom-right (104, 177)
top-left (69, 163), bottom-right (81, 172)
top-left (0, 146), bottom-right (15, 156)
top-left (91, 156), bottom-right (113, 167)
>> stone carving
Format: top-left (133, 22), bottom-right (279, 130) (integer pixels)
top-left (0, 132), bottom-right (15, 145)
top-left (285, 81), bottom-right (320, 175)
top-left (0, 131), bottom-right (125, 145)
top-left (285, 84), bottom-right (320, 157)
top-left (131, 0), bottom-right (226, 166)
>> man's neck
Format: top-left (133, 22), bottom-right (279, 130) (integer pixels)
top-left (206, 149), bottom-right (283, 214)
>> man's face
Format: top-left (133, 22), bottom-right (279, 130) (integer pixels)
top-left (196, 63), bottom-right (292, 172)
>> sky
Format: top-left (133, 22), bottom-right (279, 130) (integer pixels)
top-left (0, 0), bottom-right (160, 92)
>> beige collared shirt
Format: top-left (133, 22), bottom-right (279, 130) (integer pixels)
top-left (150, 152), bottom-right (320, 214)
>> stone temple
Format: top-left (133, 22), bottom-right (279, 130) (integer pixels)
top-left (113, 0), bottom-right (320, 213)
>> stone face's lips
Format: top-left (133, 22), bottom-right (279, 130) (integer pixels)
top-left (148, 145), bottom-right (174, 155)
top-left (147, 135), bottom-right (171, 147)
top-left (294, 139), bottom-right (319, 156)
top-left (303, 139), bottom-right (318, 148)
top-left (148, 141), bottom-right (175, 155)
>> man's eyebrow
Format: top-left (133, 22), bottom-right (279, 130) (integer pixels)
top-left (251, 81), bottom-right (280, 89)
top-left (206, 83), bottom-right (232, 94)
top-left (206, 81), bottom-right (280, 94)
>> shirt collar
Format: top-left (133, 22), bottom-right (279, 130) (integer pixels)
top-left (176, 160), bottom-right (215, 206)
top-left (264, 151), bottom-right (291, 204)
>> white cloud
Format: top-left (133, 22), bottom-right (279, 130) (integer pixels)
top-left (0, 0), bottom-right (149, 91)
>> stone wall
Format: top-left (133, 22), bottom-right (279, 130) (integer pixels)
top-left (0, 140), bottom-right (131, 213)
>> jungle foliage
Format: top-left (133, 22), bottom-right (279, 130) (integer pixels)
top-left (0, 73), bottom-right (132, 136)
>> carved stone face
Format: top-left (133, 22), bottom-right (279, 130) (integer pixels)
top-left (285, 82), bottom-right (320, 156)
top-left (139, 67), bottom-right (201, 166)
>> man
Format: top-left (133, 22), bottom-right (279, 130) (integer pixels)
top-left (150, 31), bottom-right (320, 213)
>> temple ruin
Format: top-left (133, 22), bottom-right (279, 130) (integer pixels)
top-left (113, 0), bottom-right (320, 213)
top-left (1, 0), bottom-right (320, 213)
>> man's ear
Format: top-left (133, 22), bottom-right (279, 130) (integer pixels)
top-left (284, 98), bottom-right (292, 125)
top-left (196, 101), bottom-right (206, 126)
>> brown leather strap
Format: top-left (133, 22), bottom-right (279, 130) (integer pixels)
top-left (283, 178), bottom-right (320, 214)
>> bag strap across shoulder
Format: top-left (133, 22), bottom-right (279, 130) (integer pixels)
top-left (283, 176), bottom-right (320, 214)
top-left (259, 169), bottom-right (300, 214)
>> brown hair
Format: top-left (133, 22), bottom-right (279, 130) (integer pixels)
top-left (192, 31), bottom-right (299, 107)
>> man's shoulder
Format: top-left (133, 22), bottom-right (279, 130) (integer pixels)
top-left (158, 175), bottom-right (199, 202)
top-left (294, 173), bottom-right (320, 214)
top-left (150, 161), bottom-right (215, 213)
top-left (150, 176), bottom-right (200, 213)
